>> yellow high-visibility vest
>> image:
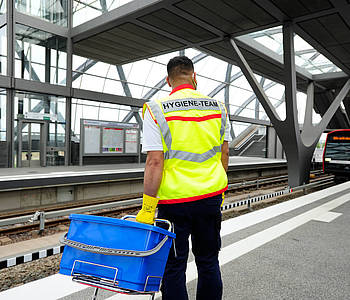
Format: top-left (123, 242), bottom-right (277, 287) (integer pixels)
top-left (143, 85), bottom-right (228, 204)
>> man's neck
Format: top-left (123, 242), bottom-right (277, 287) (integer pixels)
top-left (170, 83), bottom-right (195, 95)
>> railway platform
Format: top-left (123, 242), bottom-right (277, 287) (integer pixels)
top-left (0, 180), bottom-right (349, 299)
top-left (0, 157), bottom-right (286, 214)
top-left (0, 157), bottom-right (286, 191)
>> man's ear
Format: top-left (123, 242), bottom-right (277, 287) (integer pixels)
top-left (192, 72), bottom-right (197, 89)
top-left (166, 76), bottom-right (171, 87)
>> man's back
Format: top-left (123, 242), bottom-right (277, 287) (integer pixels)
top-left (144, 85), bottom-right (228, 203)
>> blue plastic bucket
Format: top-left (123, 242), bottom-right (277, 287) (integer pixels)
top-left (59, 214), bottom-right (175, 292)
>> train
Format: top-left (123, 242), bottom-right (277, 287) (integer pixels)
top-left (323, 129), bottom-right (350, 181)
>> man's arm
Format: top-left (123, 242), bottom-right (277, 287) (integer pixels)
top-left (221, 141), bottom-right (229, 172)
top-left (143, 150), bottom-right (164, 197)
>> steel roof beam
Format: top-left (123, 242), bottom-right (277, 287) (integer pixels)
top-left (116, 65), bottom-right (143, 127)
top-left (312, 71), bottom-right (349, 82)
top-left (228, 38), bottom-right (280, 124)
top-left (72, 0), bottom-right (167, 42)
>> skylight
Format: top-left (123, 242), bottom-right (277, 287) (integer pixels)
top-left (247, 26), bottom-right (341, 75)
top-left (73, 0), bottom-right (135, 27)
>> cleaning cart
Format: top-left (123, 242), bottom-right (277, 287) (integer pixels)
top-left (59, 214), bottom-right (175, 299)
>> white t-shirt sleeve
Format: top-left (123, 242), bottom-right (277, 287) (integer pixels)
top-left (142, 108), bottom-right (164, 153)
top-left (224, 116), bottom-right (232, 142)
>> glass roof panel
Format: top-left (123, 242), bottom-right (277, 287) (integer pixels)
top-left (246, 26), bottom-right (341, 74)
top-left (197, 76), bottom-right (222, 96)
top-left (232, 75), bottom-right (252, 91)
top-left (73, 0), bottom-right (135, 27)
top-left (195, 57), bottom-right (228, 82)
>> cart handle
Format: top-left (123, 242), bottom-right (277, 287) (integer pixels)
top-left (121, 215), bottom-right (173, 233)
top-left (60, 233), bottom-right (168, 257)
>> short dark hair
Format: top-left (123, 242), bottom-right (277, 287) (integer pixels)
top-left (167, 56), bottom-right (194, 79)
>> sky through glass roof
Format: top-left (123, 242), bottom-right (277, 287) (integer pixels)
top-left (247, 26), bottom-right (341, 75)
top-left (73, 0), bottom-right (135, 26)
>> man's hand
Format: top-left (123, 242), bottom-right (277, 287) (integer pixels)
top-left (136, 194), bottom-right (159, 224)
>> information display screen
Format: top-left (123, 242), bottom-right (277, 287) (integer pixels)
top-left (84, 125), bottom-right (100, 154)
top-left (81, 119), bottom-right (139, 156)
top-left (102, 128), bottom-right (124, 153)
top-left (125, 129), bottom-right (138, 153)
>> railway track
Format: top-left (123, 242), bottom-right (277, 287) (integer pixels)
top-left (0, 171), bottom-right (333, 237)
top-left (0, 170), bottom-right (324, 221)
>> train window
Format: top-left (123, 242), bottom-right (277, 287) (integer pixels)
top-left (325, 133), bottom-right (350, 161)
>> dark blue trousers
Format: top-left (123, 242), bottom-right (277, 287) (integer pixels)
top-left (157, 194), bottom-right (223, 300)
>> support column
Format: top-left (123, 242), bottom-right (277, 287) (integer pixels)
top-left (224, 63), bottom-right (235, 139)
top-left (266, 126), bottom-right (276, 158)
top-left (65, 0), bottom-right (73, 166)
top-left (280, 22), bottom-right (312, 186)
top-left (6, 0), bottom-right (14, 167)
top-left (228, 23), bottom-right (350, 187)
top-left (276, 135), bottom-right (284, 159)
top-left (303, 82), bottom-right (314, 127)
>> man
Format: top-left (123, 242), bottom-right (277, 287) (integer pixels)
top-left (136, 56), bottom-right (231, 300)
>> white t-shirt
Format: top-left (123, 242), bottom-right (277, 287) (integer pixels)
top-left (142, 106), bottom-right (232, 153)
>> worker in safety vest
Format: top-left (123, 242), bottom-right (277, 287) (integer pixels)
top-left (136, 56), bottom-right (231, 300)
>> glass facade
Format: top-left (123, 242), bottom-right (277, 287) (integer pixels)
top-left (0, 25), bottom-right (6, 75)
top-left (71, 98), bottom-right (132, 138)
top-left (15, 24), bottom-right (67, 85)
top-left (72, 54), bottom-right (170, 98)
top-left (0, 0), bottom-right (5, 14)
top-left (72, 49), bottom-right (288, 127)
top-left (70, 99), bottom-right (136, 165)
top-left (15, 0), bottom-right (68, 26)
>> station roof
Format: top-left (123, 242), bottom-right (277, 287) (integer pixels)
top-left (71, 0), bottom-right (350, 94)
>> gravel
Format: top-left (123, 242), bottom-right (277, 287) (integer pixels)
top-left (0, 254), bottom-right (61, 292)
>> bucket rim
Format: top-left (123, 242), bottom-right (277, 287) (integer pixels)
top-left (69, 214), bottom-right (176, 238)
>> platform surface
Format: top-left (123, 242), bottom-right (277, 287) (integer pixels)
top-left (0, 156), bottom-right (286, 191)
top-left (1, 181), bottom-right (349, 299)
top-left (0, 157), bottom-right (286, 177)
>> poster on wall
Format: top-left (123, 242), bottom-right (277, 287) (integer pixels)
top-left (125, 129), bottom-right (138, 153)
top-left (84, 125), bottom-right (100, 154)
top-left (102, 127), bottom-right (124, 153)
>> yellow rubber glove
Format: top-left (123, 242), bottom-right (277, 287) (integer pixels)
top-left (221, 192), bottom-right (225, 207)
top-left (136, 194), bottom-right (159, 225)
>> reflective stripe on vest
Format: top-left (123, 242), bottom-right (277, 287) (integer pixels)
top-left (148, 100), bottom-right (172, 150)
top-left (148, 99), bottom-right (226, 163)
top-left (164, 146), bottom-right (222, 162)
